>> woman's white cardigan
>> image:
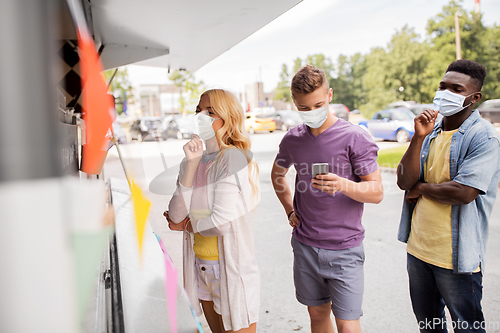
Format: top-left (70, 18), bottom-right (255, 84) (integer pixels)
top-left (168, 148), bottom-right (260, 331)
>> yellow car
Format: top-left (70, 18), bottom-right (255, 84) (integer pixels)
top-left (245, 113), bottom-right (276, 134)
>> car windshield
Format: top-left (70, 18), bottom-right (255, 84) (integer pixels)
top-left (256, 114), bottom-right (271, 119)
top-left (144, 120), bottom-right (162, 129)
top-left (177, 116), bottom-right (195, 128)
top-left (279, 111), bottom-right (301, 120)
top-left (392, 110), bottom-right (415, 120)
top-left (409, 104), bottom-right (434, 115)
top-left (480, 101), bottom-right (500, 109)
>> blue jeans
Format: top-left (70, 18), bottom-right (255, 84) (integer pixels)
top-left (407, 253), bottom-right (485, 333)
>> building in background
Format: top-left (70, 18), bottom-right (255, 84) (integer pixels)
top-left (137, 81), bottom-right (293, 117)
top-left (244, 82), bottom-right (264, 111)
top-left (138, 84), bottom-right (182, 117)
top-left (244, 82), bottom-right (293, 112)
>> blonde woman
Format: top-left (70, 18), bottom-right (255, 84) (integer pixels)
top-left (164, 89), bottom-right (260, 333)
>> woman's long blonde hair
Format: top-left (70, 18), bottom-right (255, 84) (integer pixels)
top-left (201, 89), bottom-right (259, 199)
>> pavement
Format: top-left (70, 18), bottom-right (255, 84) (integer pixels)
top-left (103, 130), bottom-right (500, 333)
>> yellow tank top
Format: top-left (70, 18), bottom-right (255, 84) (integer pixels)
top-left (190, 209), bottom-right (219, 261)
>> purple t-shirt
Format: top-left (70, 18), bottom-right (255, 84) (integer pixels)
top-left (275, 119), bottom-right (379, 250)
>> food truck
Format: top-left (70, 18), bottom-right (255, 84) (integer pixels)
top-left (0, 0), bottom-right (300, 331)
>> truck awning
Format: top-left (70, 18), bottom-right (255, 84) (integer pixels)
top-left (72, 0), bottom-right (301, 71)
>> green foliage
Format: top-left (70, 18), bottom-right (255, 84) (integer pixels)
top-left (305, 54), bottom-right (334, 82)
top-left (276, 54), bottom-right (334, 102)
top-left (360, 47), bottom-right (396, 118)
top-left (293, 57), bottom-right (303, 73)
top-left (169, 70), bottom-right (204, 115)
top-left (481, 24), bottom-right (500, 101)
top-left (274, 64), bottom-right (292, 102)
top-left (275, 0), bottom-right (500, 120)
top-left (330, 53), bottom-right (367, 111)
top-left (361, 26), bottom-right (432, 118)
top-left (104, 68), bottom-right (133, 115)
top-left (425, 0), bottom-right (488, 100)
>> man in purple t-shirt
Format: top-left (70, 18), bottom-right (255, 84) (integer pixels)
top-left (271, 65), bottom-right (383, 333)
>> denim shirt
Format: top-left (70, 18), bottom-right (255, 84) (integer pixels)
top-left (398, 110), bottom-right (500, 273)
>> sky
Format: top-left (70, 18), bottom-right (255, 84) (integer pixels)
top-left (127, 0), bottom-right (500, 95)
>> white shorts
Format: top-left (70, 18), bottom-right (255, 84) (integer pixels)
top-left (195, 257), bottom-right (221, 315)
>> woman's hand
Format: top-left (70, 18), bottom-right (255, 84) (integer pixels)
top-left (164, 211), bottom-right (190, 231)
top-left (183, 135), bottom-right (204, 165)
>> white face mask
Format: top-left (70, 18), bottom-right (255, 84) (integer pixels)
top-left (193, 113), bottom-right (220, 140)
top-left (433, 90), bottom-right (473, 117)
top-left (298, 105), bottom-right (329, 128)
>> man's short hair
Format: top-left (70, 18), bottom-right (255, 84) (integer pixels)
top-left (291, 65), bottom-right (328, 96)
top-left (446, 60), bottom-right (487, 90)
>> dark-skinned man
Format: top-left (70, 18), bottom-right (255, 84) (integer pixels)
top-left (397, 60), bottom-right (500, 333)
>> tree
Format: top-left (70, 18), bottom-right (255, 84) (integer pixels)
top-left (330, 54), bottom-right (367, 111)
top-left (274, 0), bottom-right (500, 119)
top-left (360, 27), bottom-right (430, 118)
top-left (348, 53), bottom-right (368, 110)
top-left (279, 54), bottom-right (335, 101)
top-left (169, 70), bottom-right (188, 114)
top-left (169, 70), bottom-right (204, 115)
top-left (482, 24), bottom-right (500, 101)
top-left (103, 67), bottom-right (133, 115)
top-left (425, 0), bottom-right (488, 96)
top-left (274, 64), bottom-right (292, 102)
top-left (361, 47), bottom-right (395, 118)
top-left (305, 54), bottom-right (334, 83)
top-left (293, 57), bottom-right (303, 74)
top-left (385, 26), bottom-right (431, 104)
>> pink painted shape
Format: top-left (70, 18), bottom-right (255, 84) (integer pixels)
top-left (159, 239), bottom-right (178, 333)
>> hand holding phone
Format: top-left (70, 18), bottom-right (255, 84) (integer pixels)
top-left (312, 163), bottom-right (329, 179)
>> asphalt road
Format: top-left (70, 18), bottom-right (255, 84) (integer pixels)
top-left (104, 130), bottom-right (500, 333)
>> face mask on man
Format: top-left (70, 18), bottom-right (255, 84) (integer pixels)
top-left (193, 113), bottom-right (220, 140)
top-left (299, 105), bottom-right (329, 128)
top-left (433, 90), bottom-right (474, 117)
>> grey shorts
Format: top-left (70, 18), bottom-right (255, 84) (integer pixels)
top-left (291, 236), bottom-right (364, 320)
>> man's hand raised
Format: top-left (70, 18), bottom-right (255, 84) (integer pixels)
top-left (414, 109), bottom-right (439, 138)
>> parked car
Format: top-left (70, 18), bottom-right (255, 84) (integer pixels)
top-left (112, 122), bottom-right (127, 144)
top-left (407, 103), bottom-right (434, 116)
top-left (245, 113), bottom-right (276, 134)
top-left (388, 101), bottom-right (418, 109)
top-left (163, 114), bottom-right (195, 139)
top-left (329, 104), bottom-right (349, 121)
top-left (407, 103), bottom-right (443, 122)
top-left (130, 117), bottom-right (165, 141)
top-left (270, 110), bottom-right (303, 131)
top-left (358, 107), bottom-right (415, 143)
top-left (478, 99), bottom-right (500, 123)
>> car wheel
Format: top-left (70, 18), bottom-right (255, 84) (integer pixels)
top-left (248, 127), bottom-right (255, 134)
top-left (269, 130), bottom-right (274, 133)
top-left (281, 124), bottom-right (287, 131)
top-left (396, 129), bottom-right (410, 143)
top-left (176, 131), bottom-right (183, 140)
top-left (137, 133), bottom-right (142, 142)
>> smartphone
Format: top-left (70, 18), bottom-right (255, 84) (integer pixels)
top-left (311, 163), bottom-right (329, 178)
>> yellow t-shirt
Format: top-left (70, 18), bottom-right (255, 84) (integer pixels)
top-left (407, 130), bottom-right (458, 269)
top-left (190, 209), bottom-right (219, 261)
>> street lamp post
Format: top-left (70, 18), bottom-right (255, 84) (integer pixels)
top-left (455, 12), bottom-right (462, 60)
